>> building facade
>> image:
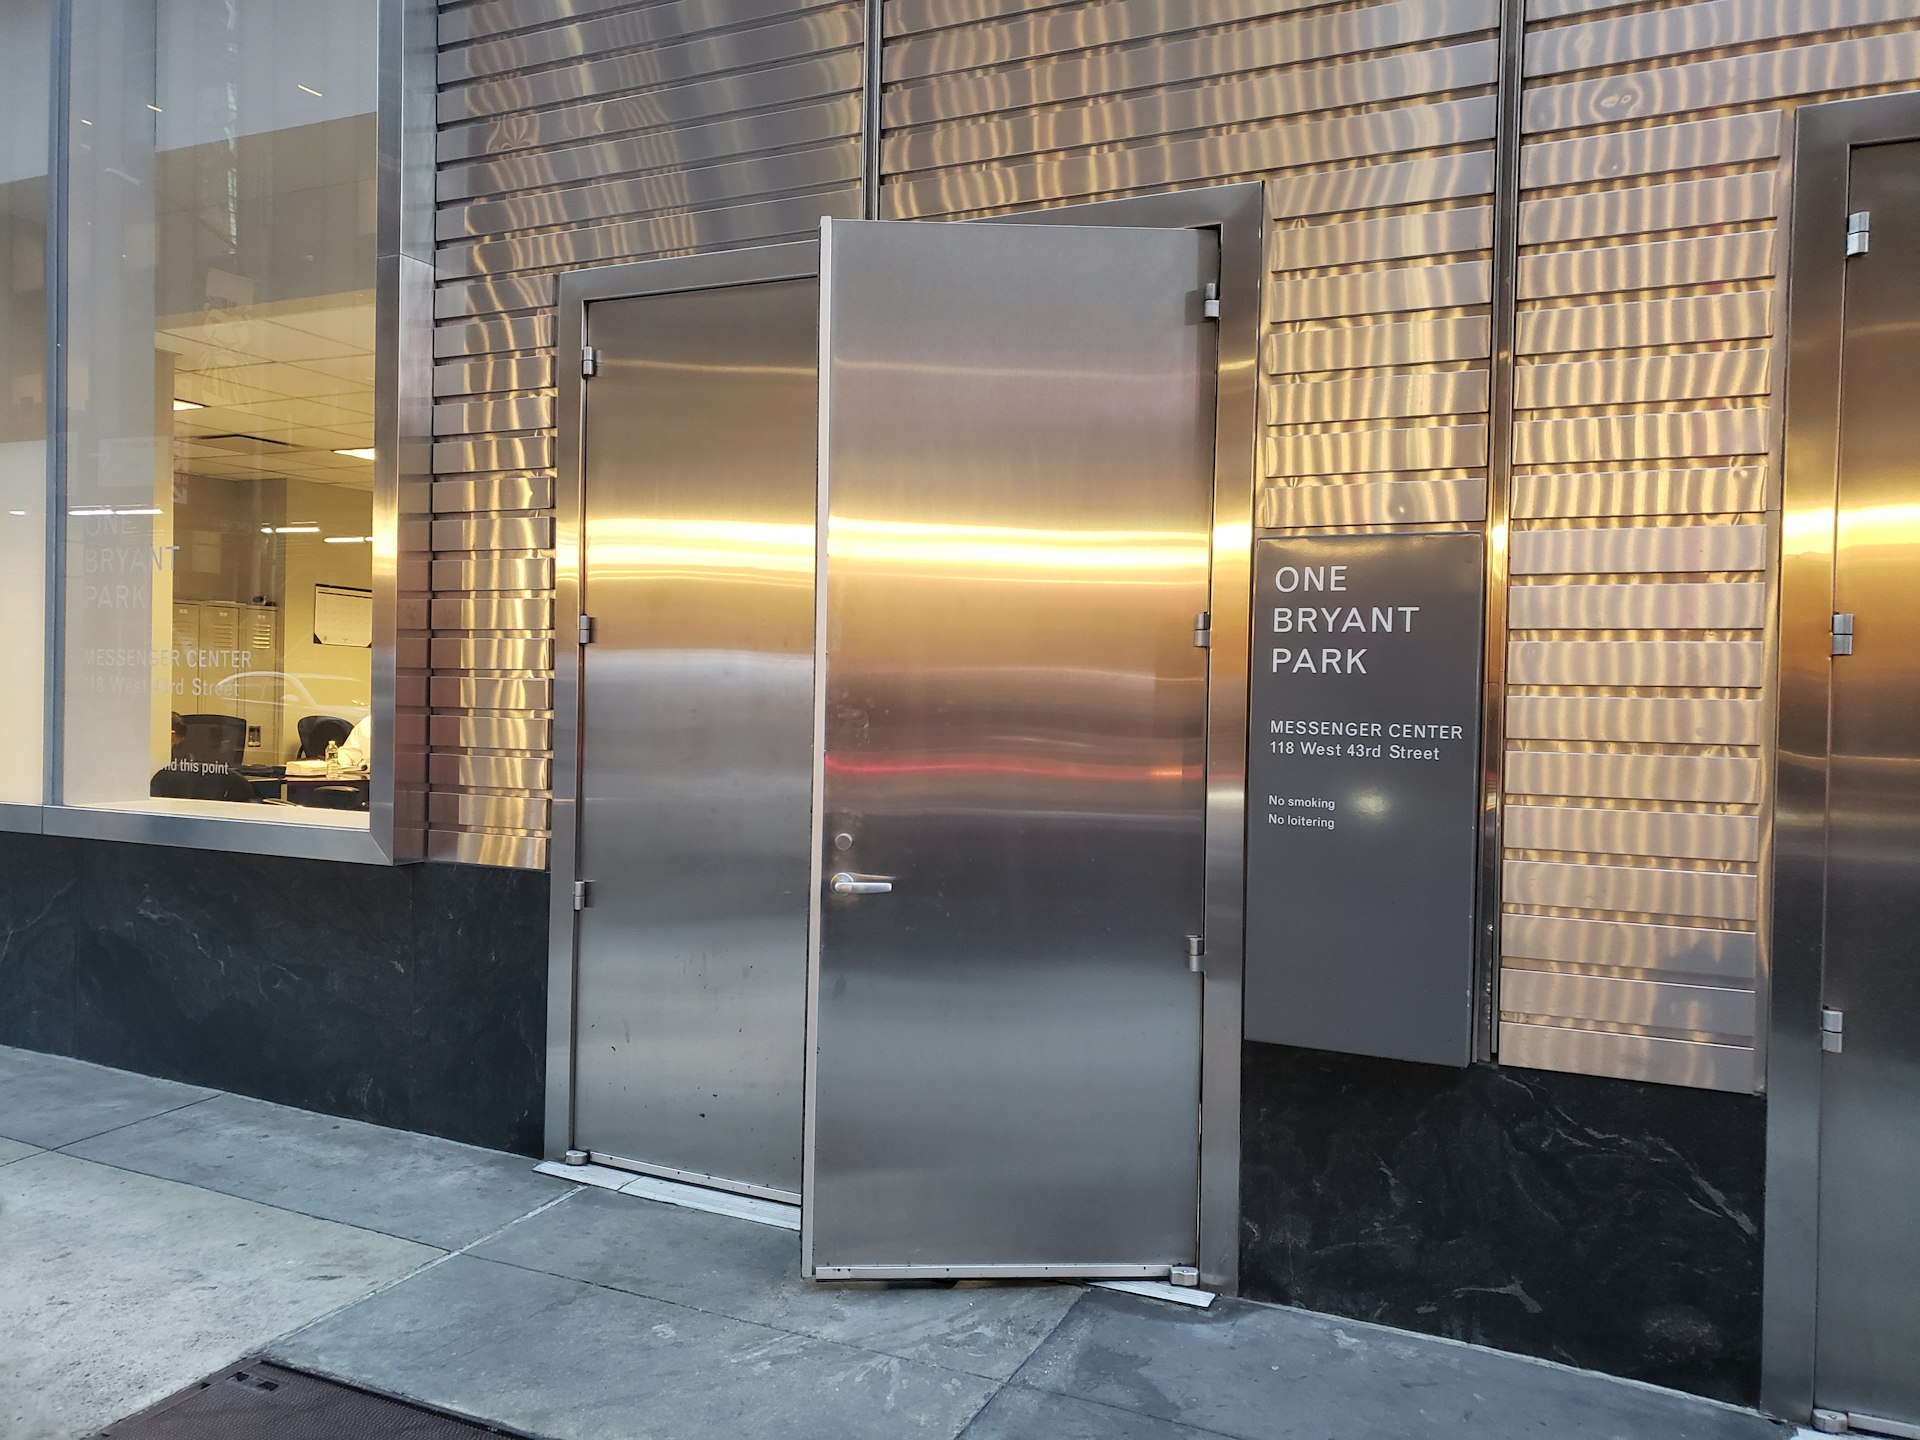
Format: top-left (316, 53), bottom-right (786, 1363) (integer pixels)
top-left (3, 1), bottom-right (1918, 1431)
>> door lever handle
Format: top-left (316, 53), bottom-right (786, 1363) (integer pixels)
top-left (829, 871), bottom-right (894, 896)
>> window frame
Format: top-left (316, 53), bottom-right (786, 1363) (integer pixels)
top-left (2, 0), bottom-right (431, 865)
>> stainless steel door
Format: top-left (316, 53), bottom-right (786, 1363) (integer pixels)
top-left (573, 276), bottom-right (816, 1200)
top-left (1816, 138), bottom-right (1920, 1433)
top-left (804, 219), bottom-right (1216, 1277)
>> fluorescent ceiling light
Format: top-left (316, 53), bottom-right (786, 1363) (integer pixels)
top-left (323, 535), bottom-right (374, 545)
top-left (332, 447), bottom-right (376, 460)
top-left (113, 506), bottom-right (162, 516)
top-left (271, 524), bottom-right (321, 535)
top-left (70, 506), bottom-right (114, 516)
top-left (172, 398), bottom-right (203, 411)
top-left (8, 510), bottom-right (26, 516)
top-left (298, 84), bottom-right (323, 97)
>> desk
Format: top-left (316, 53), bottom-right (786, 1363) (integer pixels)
top-left (245, 771), bottom-right (371, 810)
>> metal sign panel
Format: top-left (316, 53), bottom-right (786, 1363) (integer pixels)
top-left (1243, 532), bottom-right (1484, 1066)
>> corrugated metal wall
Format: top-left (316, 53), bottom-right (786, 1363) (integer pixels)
top-left (1495, 0), bottom-right (1920, 1093)
top-left (426, 0), bottom-right (1920, 1092)
top-left (428, 0), bottom-right (865, 866)
top-left (878, 0), bottom-right (1502, 533)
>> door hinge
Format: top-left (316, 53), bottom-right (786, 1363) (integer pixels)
top-left (1186, 934), bottom-right (1205, 974)
top-left (578, 614), bottom-right (596, 645)
top-left (572, 879), bottom-right (591, 911)
top-left (1831, 612), bottom-right (1854, 657)
top-left (581, 344), bottom-right (600, 377)
top-left (1201, 281), bottom-right (1221, 320)
top-left (1846, 210), bottom-right (1871, 258)
top-left (1192, 611), bottom-right (1212, 648)
top-left (1821, 1007), bottom-right (1844, 1053)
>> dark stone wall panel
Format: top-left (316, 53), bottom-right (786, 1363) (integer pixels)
top-left (0, 839), bottom-right (78, 1054)
top-left (1241, 1041), bottom-right (1765, 1405)
top-left (409, 862), bottom-right (548, 1155)
top-left (0, 831), bottom-right (546, 1156)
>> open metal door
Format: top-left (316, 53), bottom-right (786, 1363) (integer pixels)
top-left (802, 218), bottom-right (1218, 1279)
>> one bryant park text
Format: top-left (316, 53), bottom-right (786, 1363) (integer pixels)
top-left (1268, 561), bottom-right (1413, 675)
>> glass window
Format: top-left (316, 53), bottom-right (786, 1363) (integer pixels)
top-left (63, 0), bottom-right (379, 824)
top-left (0, 0), bottom-right (52, 807)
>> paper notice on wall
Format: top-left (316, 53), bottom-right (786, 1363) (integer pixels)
top-left (314, 584), bottom-right (372, 648)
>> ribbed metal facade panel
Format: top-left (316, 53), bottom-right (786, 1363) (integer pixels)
top-left (430, 0), bottom-right (865, 867)
top-left (878, 0), bottom-right (1502, 532)
top-left (1496, 0), bottom-right (1920, 1092)
top-left (420, 0), bottom-right (1920, 1098)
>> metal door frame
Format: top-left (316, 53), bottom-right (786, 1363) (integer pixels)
top-left (1764, 91), bottom-right (1920, 1426)
top-left (545, 241), bottom-right (820, 1167)
top-left (799, 183), bottom-right (1263, 1292)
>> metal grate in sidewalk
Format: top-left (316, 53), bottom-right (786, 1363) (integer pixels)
top-left (92, 1361), bottom-right (526, 1439)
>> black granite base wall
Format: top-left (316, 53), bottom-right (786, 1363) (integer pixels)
top-left (1240, 1042), bottom-right (1765, 1404)
top-left (0, 830), bottom-right (547, 1156)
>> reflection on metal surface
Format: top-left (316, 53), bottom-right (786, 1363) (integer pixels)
top-left (1504, 859), bottom-right (1757, 924)
top-left (1793, 132), bottom-right (1920, 1433)
top-left (441, 11), bottom-right (861, 122)
top-left (1505, 804), bottom-right (1760, 864)
top-left (1257, 478), bottom-right (1484, 529)
top-left (1266, 316), bottom-right (1490, 375)
top-left (568, 276), bottom-right (817, 1199)
top-left (1506, 750), bottom-right (1760, 805)
top-left (1510, 523), bottom-right (1767, 575)
top-left (1499, 1022), bottom-right (1755, 1092)
top-left (1507, 640), bottom-right (1766, 689)
top-left (1505, 913), bottom-right (1757, 984)
top-left (1497, 6), bottom-right (1920, 1097)
top-left (428, 3), bottom-right (864, 866)
top-left (995, 183), bottom-right (1265, 1294)
top-left (1516, 292), bottom-right (1772, 354)
top-left (804, 218), bottom-right (1214, 1276)
top-left (1507, 695), bottom-right (1763, 746)
top-left (441, 0), bottom-right (849, 82)
top-left (1518, 234), bottom-right (1776, 304)
top-left (1508, 582), bottom-right (1768, 630)
top-left (1512, 467), bottom-right (1768, 520)
top-left (1501, 969), bottom-right (1756, 1043)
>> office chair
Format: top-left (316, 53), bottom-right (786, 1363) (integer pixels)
top-left (296, 714), bottom-right (353, 760)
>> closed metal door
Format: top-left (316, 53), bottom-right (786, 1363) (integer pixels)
top-left (1816, 138), bottom-right (1920, 1433)
top-left (573, 277), bottom-right (816, 1200)
top-left (804, 219), bottom-right (1216, 1277)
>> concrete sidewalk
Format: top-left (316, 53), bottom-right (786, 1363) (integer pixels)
top-left (0, 1046), bottom-right (1790, 1440)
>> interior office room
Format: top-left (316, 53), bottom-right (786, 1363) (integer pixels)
top-left (1, 3), bottom-right (1918, 1439)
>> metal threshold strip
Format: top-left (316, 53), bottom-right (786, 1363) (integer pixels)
top-left (532, 1162), bottom-right (1215, 1307)
top-left (534, 1159), bottom-right (800, 1231)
